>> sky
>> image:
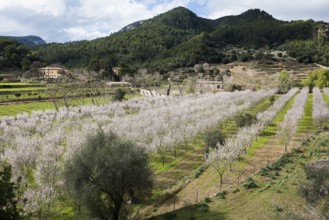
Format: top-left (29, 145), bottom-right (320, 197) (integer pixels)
top-left (0, 0), bottom-right (328, 43)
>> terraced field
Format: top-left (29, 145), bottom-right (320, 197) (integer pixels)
top-left (144, 90), bottom-right (328, 219)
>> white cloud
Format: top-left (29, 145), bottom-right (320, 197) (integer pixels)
top-left (0, 0), bottom-right (66, 16)
top-left (150, 0), bottom-right (191, 14)
top-left (0, 0), bottom-right (195, 42)
top-left (62, 27), bottom-right (104, 41)
top-left (0, 0), bottom-right (328, 42)
top-left (0, 14), bottom-right (26, 34)
top-left (205, 0), bottom-right (329, 21)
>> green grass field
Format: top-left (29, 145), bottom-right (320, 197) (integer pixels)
top-left (0, 97), bottom-right (111, 117)
top-left (0, 102), bottom-right (55, 116)
top-left (0, 87), bottom-right (47, 92)
top-left (298, 94), bottom-right (316, 133)
top-left (0, 87), bottom-right (124, 103)
top-left (0, 93), bottom-right (137, 117)
top-left (0, 82), bottom-right (33, 85)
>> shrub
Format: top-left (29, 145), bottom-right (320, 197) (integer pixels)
top-left (198, 201), bottom-right (209, 212)
top-left (216, 191), bottom-right (227, 199)
top-left (291, 148), bottom-right (303, 154)
top-left (243, 177), bottom-right (258, 189)
top-left (274, 205), bottom-right (283, 212)
top-left (193, 165), bottom-right (207, 178)
top-left (232, 188), bottom-right (240, 193)
top-left (259, 167), bottom-right (272, 178)
top-left (268, 154), bottom-right (292, 171)
top-left (299, 160), bottom-right (329, 205)
top-left (304, 160), bottom-right (329, 185)
top-left (112, 89), bottom-right (126, 102)
top-left (203, 197), bottom-right (211, 203)
top-left (234, 112), bottom-right (256, 128)
top-left (204, 129), bottom-right (225, 150)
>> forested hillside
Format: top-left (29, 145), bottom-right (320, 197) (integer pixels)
top-left (5, 7), bottom-right (329, 72)
top-left (0, 37), bottom-right (41, 71)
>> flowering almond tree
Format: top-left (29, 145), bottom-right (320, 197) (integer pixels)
top-left (207, 88), bottom-right (299, 184)
top-left (313, 87), bottom-right (329, 130)
top-left (278, 87), bottom-right (309, 152)
top-left (0, 89), bottom-right (276, 216)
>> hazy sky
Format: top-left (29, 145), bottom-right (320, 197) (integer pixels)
top-left (1, 0), bottom-right (328, 43)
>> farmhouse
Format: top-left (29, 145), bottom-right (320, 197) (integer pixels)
top-left (196, 80), bottom-right (223, 92)
top-left (39, 66), bottom-right (66, 78)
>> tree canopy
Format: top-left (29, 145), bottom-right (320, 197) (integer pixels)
top-left (0, 37), bottom-right (40, 71)
top-left (0, 163), bottom-right (21, 220)
top-left (277, 70), bottom-right (295, 94)
top-left (234, 112), bottom-right (257, 128)
top-left (64, 129), bottom-right (152, 220)
top-left (302, 69), bottom-right (329, 89)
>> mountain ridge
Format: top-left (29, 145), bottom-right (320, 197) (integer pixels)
top-left (28, 7), bottom-right (329, 71)
top-left (119, 8), bottom-right (278, 34)
top-left (1, 35), bottom-right (46, 47)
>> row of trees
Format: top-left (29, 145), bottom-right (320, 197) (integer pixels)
top-left (313, 87), bottom-right (329, 129)
top-left (3, 86), bottom-right (329, 218)
top-left (207, 88), bottom-right (299, 186)
top-left (278, 87), bottom-right (309, 151)
top-left (0, 89), bottom-right (275, 219)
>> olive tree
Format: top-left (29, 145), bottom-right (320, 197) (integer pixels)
top-left (234, 112), bottom-right (256, 128)
top-left (64, 129), bottom-right (152, 220)
top-left (204, 129), bottom-right (225, 157)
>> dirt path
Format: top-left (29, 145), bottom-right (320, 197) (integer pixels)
top-left (315, 63), bottom-right (329, 70)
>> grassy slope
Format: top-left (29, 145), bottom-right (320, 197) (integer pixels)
top-left (154, 133), bottom-right (329, 220)
top-left (152, 115), bottom-right (328, 220)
